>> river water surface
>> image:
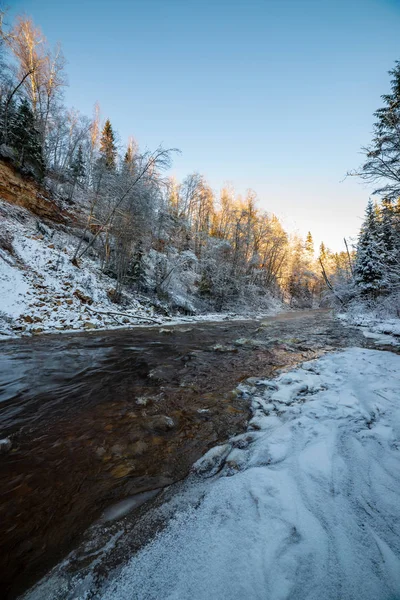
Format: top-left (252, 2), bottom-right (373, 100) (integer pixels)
top-left (0, 310), bottom-right (381, 598)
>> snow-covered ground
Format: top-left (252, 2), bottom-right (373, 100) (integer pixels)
top-left (0, 200), bottom-right (282, 340)
top-left (24, 348), bottom-right (400, 600)
top-left (0, 200), bottom-right (161, 338)
top-left (338, 311), bottom-right (400, 347)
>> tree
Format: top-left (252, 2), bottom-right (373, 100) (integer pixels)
top-left (354, 200), bottom-right (383, 297)
top-left (305, 232), bottom-right (314, 258)
top-left (72, 145), bottom-right (176, 264)
top-left (352, 61), bottom-right (400, 200)
top-left (123, 137), bottom-right (137, 168)
top-left (70, 144), bottom-right (85, 180)
top-left (4, 16), bottom-right (66, 145)
top-left (99, 119), bottom-right (117, 170)
top-left (378, 199), bottom-right (397, 264)
top-left (4, 16), bottom-right (44, 117)
top-left (319, 242), bottom-right (327, 262)
top-left (9, 98), bottom-right (44, 177)
top-left (68, 144), bottom-right (85, 199)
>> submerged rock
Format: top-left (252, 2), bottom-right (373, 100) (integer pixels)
top-left (145, 415), bottom-right (175, 432)
top-left (211, 344), bottom-right (238, 353)
top-left (0, 438), bottom-right (12, 454)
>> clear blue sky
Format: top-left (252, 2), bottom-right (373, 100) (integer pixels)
top-left (10, 0), bottom-right (400, 251)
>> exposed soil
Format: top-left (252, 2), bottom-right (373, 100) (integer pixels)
top-left (0, 159), bottom-right (68, 223)
top-left (0, 309), bottom-right (382, 598)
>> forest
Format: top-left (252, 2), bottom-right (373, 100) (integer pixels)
top-left (0, 12), bottom-right (350, 317)
top-left (0, 11), bottom-right (399, 320)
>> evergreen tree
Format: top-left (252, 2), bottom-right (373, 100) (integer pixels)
top-left (378, 199), bottom-right (397, 267)
top-left (99, 119), bottom-right (117, 170)
top-left (0, 97), bottom-right (16, 145)
top-left (354, 199), bottom-right (383, 297)
top-left (129, 241), bottom-right (147, 290)
top-left (319, 242), bottom-right (327, 262)
top-left (359, 61), bottom-right (400, 200)
top-left (68, 144), bottom-right (86, 200)
top-left (122, 142), bottom-right (136, 176)
top-left (305, 232), bottom-right (314, 257)
top-left (9, 98), bottom-right (44, 178)
top-left (124, 145), bottom-right (133, 165)
top-left (70, 145), bottom-right (86, 181)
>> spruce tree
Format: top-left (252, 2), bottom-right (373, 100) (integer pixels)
top-left (123, 142), bottom-right (136, 175)
top-left (379, 200), bottom-right (396, 262)
top-left (124, 145), bottom-right (133, 165)
top-left (70, 145), bottom-right (86, 181)
top-left (99, 119), bottom-right (117, 170)
top-left (305, 232), bottom-right (314, 257)
top-left (9, 98), bottom-right (44, 178)
top-left (354, 199), bottom-right (383, 297)
top-left (360, 61), bottom-right (400, 200)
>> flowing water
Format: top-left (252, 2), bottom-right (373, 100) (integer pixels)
top-left (0, 310), bottom-right (382, 598)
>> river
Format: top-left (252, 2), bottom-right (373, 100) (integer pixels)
top-left (0, 310), bottom-right (381, 598)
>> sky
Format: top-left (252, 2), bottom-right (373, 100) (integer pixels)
top-left (9, 0), bottom-right (400, 252)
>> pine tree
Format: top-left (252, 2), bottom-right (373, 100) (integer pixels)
top-left (68, 144), bottom-right (86, 200)
top-left (359, 62), bottom-right (400, 200)
top-left (124, 145), bottom-right (133, 165)
top-left (99, 119), bottom-right (117, 170)
top-left (305, 232), bottom-right (314, 257)
top-left (129, 241), bottom-right (147, 290)
top-left (9, 98), bottom-right (44, 178)
top-left (354, 199), bottom-right (383, 297)
top-left (0, 97), bottom-right (15, 145)
top-left (379, 200), bottom-right (396, 264)
top-left (70, 145), bottom-right (85, 181)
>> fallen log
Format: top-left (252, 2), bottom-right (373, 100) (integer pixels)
top-left (85, 305), bottom-right (161, 324)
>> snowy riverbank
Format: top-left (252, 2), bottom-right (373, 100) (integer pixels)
top-left (24, 347), bottom-right (400, 600)
top-left (0, 200), bottom-right (283, 340)
top-left (100, 348), bottom-right (400, 600)
top-left (338, 311), bottom-right (400, 347)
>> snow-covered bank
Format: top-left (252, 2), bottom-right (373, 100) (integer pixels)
top-left (0, 200), bottom-right (282, 340)
top-left (88, 348), bottom-right (400, 600)
top-left (0, 201), bottom-right (159, 339)
top-left (0, 200), bottom-right (283, 340)
top-left (338, 311), bottom-right (400, 347)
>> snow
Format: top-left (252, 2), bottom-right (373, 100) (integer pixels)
top-left (0, 201), bottom-right (163, 338)
top-left (0, 253), bottom-right (30, 318)
top-left (338, 311), bottom-right (400, 347)
top-left (90, 348), bottom-right (400, 600)
top-left (0, 200), bottom-right (282, 340)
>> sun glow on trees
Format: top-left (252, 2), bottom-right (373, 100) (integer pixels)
top-left (0, 9), bottom-right (325, 311)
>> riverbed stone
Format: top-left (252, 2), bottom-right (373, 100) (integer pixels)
top-left (145, 415), bottom-right (175, 432)
top-left (111, 463), bottom-right (135, 478)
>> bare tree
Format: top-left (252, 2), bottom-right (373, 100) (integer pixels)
top-left (72, 146), bottom-right (177, 264)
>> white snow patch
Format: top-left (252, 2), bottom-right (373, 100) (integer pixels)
top-left (0, 254), bottom-right (30, 318)
top-left (93, 349), bottom-right (400, 600)
top-left (338, 311), bottom-right (400, 346)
